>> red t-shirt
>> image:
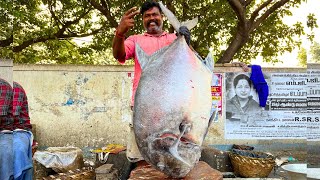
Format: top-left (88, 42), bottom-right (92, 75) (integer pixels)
top-left (117, 32), bottom-right (177, 106)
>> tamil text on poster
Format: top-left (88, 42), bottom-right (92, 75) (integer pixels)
top-left (225, 72), bottom-right (309, 139)
top-left (307, 69), bottom-right (320, 141)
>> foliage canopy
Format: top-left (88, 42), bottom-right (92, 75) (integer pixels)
top-left (0, 0), bottom-right (315, 65)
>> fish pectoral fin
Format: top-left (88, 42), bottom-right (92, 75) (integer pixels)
top-left (204, 108), bottom-right (218, 139)
top-left (181, 18), bottom-right (198, 30)
top-left (203, 51), bottom-right (214, 72)
top-left (135, 43), bottom-right (149, 70)
top-left (209, 108), bottom-right (218, 126)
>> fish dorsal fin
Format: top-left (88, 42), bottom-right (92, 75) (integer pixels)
top-left (203, 51), bottom-right (214, 72)
top-left (159, 1), bottom-right (198, 32)
top-left (135, 43), bottom-right (149, 70)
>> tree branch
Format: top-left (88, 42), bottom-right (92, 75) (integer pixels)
top-left (219, 0), bottom-right (291, 63)
top-left (244, 0), bottom-right (253, 7)
top-left (53, 8), bottom-right (92, 38)
top-left (48, 4), bottom-right (93, 38)
top-left (0, 35), bottom-right (13, 47)
top-left (60, 28), bottom-right (102, 38)
top-left (240, 0), bottom-right (246, 6)
top-left (48, 3), bottom-right (63, 27)
top-left (101, 0), bottom-right (108, 9)
top-left (65, 39), bottom-right (77, 47)
top-left (217, 30), bottom-right (248, 63)
top-left (198, 5), bottom-right (212, 18)
top-left (251, 0), bottom-right (289, 31)
top-left (105, 0), bottom-right (111, 8)
top-left (88, 0), bottom-right (118, 28)
top-left (12, 3), bottom-right (97, 52)
top-left (182, 1), bottom-right (189, 20)
top-left (13, 36), bottom-right (54, 52)
top-left (64, 8), bottom-right (92, 28)
top-left (12, 28), bottom-right (102, 52)
top-left (228, 0), bottom-right (246, 25)
top-left (249, 0), bottom-right (272, 23)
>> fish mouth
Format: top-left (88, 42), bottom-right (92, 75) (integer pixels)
top-left (149, 124), bottom-right (201, 169)
top-left (135, 122), bottom-right (202, 177)
top-left (159, 133), bottom-right (194, 145)
top-left (152, 132), bottom-right (199, 157)
top-left (146, 132), bottom-right (201, 178)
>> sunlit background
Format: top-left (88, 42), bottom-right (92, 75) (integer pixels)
top-left (251, 0), bottom-right (320, 67)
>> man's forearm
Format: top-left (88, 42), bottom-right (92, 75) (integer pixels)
top-left (112, 33), bottom-right (126, 60)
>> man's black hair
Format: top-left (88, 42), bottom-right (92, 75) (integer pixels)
top-left (140, 0), bottom-right (162, 15)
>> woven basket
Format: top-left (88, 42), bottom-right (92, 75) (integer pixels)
top-left (229, 150), bottom-right (275, 178)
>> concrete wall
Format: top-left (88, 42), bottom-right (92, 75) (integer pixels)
top-left (0, 59), bottom-right (13, 86)
top-left (13, 64), bottom-right (314, 152)
top-left (13, 65), bottom-right (133, 148)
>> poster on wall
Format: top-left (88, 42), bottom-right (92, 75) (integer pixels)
top-left (211, 73), bottom-right (223, 122)
top-left (225, 72), bottom-right (308, 139)
top-left (307, 69), bottom-right (320, 141)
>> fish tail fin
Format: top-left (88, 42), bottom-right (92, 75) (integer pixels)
top-left (159, 1), bottom-right (198, 32)
top-left (203, 51), bottom-right (215, 72)
top-left (181, 18), bottom-right (198, 30)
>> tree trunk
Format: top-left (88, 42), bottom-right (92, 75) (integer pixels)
top-left (217, 24), bottom-right (249, 63)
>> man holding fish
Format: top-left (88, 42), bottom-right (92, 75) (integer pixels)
top-left (112, 0), bottom-right (225, 178)
top-left (112, 0), bottom-right (191, 164)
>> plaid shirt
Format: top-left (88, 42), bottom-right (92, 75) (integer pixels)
top-left (13, 82), bottom-right (32, 131)
top-left (0, 78), bottom-right (14, 130)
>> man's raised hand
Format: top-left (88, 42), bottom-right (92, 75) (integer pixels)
top-left (117, 7), bottom-right (140, 36)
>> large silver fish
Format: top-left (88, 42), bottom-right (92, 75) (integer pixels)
top-left (133, 2), bottom-right (216, 178)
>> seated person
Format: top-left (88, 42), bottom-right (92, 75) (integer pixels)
top-left (12, 81), bottom-right (33, 180)
top-left (0, 78), bottom-right (14, 180)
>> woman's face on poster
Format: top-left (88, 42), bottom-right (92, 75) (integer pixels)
top-left (235, 79), bottom-right (251, 99)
